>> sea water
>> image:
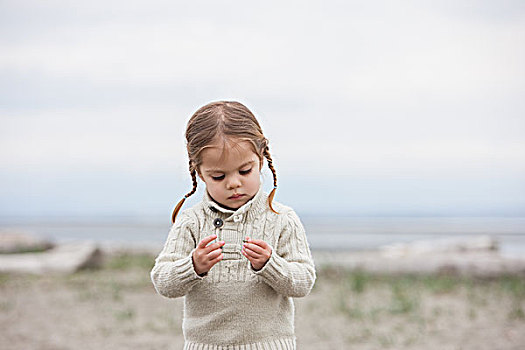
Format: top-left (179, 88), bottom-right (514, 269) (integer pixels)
top-left (1, 216), bottom-right (524, 258)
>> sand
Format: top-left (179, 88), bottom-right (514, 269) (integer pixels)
top-left (1, 251), bottom-right (524, 350)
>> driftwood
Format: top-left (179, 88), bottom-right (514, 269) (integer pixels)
top-left (0, 241), bottom-right (103, 275)
top-left (0, 231), bottom-right (55, 254)
top-left (378, 235), bottom-right (498, 257)
top-left (314, 236), bottom-right (525, 278)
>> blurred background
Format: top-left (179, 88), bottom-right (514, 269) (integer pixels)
top-left (1, 0), bottom-right (524, 254)
top-left (2, 2), bottom-right (525, 350)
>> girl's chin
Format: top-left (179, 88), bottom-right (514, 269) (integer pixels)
top-left (209, 192), bottom-right (256, 210)
top-left (211, 197), bottom-right (244, 211)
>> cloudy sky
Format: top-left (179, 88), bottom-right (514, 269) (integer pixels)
top-left (1, 0), bottom-right (524, 219)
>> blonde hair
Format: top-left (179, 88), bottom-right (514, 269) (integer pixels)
top-left (171, 101), bottom-right (278, 223)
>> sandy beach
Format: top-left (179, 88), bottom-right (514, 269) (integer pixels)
top-left (1, 250), bottom-right (524, 350)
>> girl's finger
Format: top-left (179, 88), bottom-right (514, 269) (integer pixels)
top-left (211, 252), bottom-right (223, 263)
top-left (203, 241), bottom-right (225, 254)
top-left (242, 246), bottom-right (254, 257)
top-left (242, 250), bottom-right (259, 263)
top-left (243, 243), bottom-right (264, 255)
top-left (207, 249), bottom-right (223, 260)
top-left (244, 248), bottom-right (268, 263)
top-left (247, 239), bottom-right (269, 249)
top-left (242, 247), bottom-right (255, 258)
top-left (198, 234), bottom-right (217, 249)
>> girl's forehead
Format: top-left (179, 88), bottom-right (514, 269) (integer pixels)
top-left (200, 140), bottom-right (259, 167)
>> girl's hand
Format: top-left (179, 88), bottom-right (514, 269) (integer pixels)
top-left (192, 234), bottom-right (225, 276)
top-left (242, 237), bottom-right (272, 271)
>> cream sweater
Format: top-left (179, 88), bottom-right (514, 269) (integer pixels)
top-left (150, 186), bottom-right (316, 350)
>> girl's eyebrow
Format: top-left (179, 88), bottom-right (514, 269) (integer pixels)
top-left (204, 160), bottom-right (255, 174)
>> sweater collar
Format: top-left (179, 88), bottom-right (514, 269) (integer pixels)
top-left (202, 186), bottom-right (268, 221)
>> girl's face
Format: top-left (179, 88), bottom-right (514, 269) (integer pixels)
top-left (198, 140), bottom-right (262, 210)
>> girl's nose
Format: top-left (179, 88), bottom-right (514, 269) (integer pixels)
top-left (226, 176), bottom-right (241, 190)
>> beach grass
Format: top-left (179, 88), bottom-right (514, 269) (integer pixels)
top-left (1, 252), bottom-right (524, 349)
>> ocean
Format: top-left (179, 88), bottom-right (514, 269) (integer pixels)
top-left (1, 216), bottom-right (524, 258)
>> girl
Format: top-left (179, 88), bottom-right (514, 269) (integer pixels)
top-left (150, 101), bottom-right (316, 350)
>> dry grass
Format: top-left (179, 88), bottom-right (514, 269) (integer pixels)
top-left (1, 253), bottom-right (524, 349)
top-left (298, 265), bottom-right (525, 349)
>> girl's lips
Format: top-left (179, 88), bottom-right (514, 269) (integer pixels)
top-left (229, 194), bottom-right (245, 199)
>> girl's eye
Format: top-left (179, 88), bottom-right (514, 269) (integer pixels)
top-left (211, 175), bottom-right (225, 181)
top-left (239, 168), bottom-right (252, 175)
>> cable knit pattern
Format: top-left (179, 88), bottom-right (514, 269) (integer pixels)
top-left (150, 187), bottom-right (316, 349)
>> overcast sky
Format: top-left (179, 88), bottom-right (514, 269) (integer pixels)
top-left (1, 0), bottom-right (524, 219)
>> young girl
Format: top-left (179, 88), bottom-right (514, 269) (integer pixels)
top-left (150, 101), bottom-right (316, 350)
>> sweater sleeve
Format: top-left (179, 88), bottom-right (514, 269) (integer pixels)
top-left (252, 209), bottom-right (316, 298)
top-left (150, 211), bottom-right (205, 298)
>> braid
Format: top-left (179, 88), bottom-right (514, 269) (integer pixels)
top-left (185, 168), bottom-right (198, 198)
top-left (263, 146), bottom-right (279, 214)
top-left (171, 162), bottom-right (199, 223)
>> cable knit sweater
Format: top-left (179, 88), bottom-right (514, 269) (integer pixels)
top-left (150, 186), bottom-right (316, 350)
